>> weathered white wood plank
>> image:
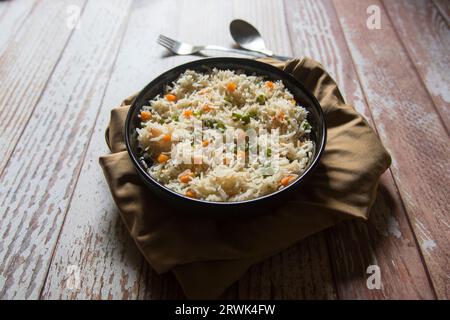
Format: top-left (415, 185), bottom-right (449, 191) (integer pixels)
top-left (0, 0), bottom-right (86, 174)
top-left (383, 0), bottom-right (450, 129)
top-left (0, 0), bottom-right (37, 54)
top-left (285, 0), bottom-right (436, 299)
top-left (0, 0), bottom-right (132, 299)
top-left (333, 0), bottom-right (450, 299)
top-left (41, 0), bottom-right (194, 300)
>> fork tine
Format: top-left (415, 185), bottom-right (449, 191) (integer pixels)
top-left (157, 39), bottom-right (174, 51)
top-left (157, 36), bottom-right (171, 47)
top-left (158, 34), bottom-right (172, 42)
top-left (158, 34), bottom-right (176, 46)
top-left (157, 36), bottom-right (174, 49)
top-left (157, 36), bottom-right (175, 50)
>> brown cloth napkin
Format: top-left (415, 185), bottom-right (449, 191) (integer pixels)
top-left (99, 57), bottom-right (391, 299)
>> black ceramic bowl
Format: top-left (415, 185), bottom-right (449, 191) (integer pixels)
top-left (125, 58), bottom-right (326, 214)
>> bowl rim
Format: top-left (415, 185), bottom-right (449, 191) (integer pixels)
top-left (125, 57), bottom-right (327, 206)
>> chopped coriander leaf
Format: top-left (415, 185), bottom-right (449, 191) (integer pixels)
top-left (172, 114), bottom-right (179, 122)
top-left (256, 94), bottom-right (266, 104)
top-left (216, 121), bottom-right (226, 131)
top-left (266, 148), bottom-right (272, 157)
top-left (301, 121), bottom-right (311, 131)
top-left (247, 109), bottom-right (259, 119)
top-left (203, 119), bottom-right (215, 128)
top-left (193, 110), bottom-right (202, 117)
top-left (241, 115), bottom-right (250, 124)
top-left (232, 113), bottom-right (242, 121)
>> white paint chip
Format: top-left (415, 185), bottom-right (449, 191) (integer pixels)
top-left (422, 239), bottom-right (436, 251)
top-left (387, 215), bottom-right (402, 238)
top-left (415, 219), bottom-right (437, 254)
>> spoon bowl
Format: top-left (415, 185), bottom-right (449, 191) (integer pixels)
top-left (230, 19), bottom-right (291, 60)
top-left (230, 19), bottom-right (272, 55)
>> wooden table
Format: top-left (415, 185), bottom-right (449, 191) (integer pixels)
top-left (0, 0), bottom-right (448, 300)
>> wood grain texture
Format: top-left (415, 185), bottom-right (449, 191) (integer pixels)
top-left (0, 0), bottom-right (37, 54)
top-left (285, 0), bottom-right (435, 299)
top-left (238, 234), bottom-right (337, 299)
top-left (0, 0), bottom-right (85, 174)
top-left (432, 0), bottom-right (450, 23)
top-left (42, 0), bottom-right (193, 300)
top-left (0, 0), bottom-right (131, 299)
top-left (332, 0), bottom-right (450, 299)
top-left (383, 0), bottom-right (450, 130)
top-left (327, 175), bottom-right (436, 299)
top-left (0, 0), bottom-right (447, 300)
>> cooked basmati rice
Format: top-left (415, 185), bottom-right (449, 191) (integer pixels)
top-left (136, 69), bottom-right (314, 202)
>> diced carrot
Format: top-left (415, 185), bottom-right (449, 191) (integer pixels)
top-left (183, 109), bottom-right (193, 118)
top-left (265, 81), bottom-right (274, 89)
top-left (278, 111), bottom-right (285, 120)
top-left (165, 94), bottom-right (177, 102)
top-left (179, 174), bottom-right (193, 183)
top-left (185, 189), bottom-right (196, 198)
top-left (226, 82), bottom-right (237, 92)
top-left (157, 154), bottom-right (169, 163)
top-left (140, 110), bottom-right (152, 121)
top-left (280, 176), bottom-right (295, 186)
top-left (202, 104), bottom-right (211, 112)
top-left (202, 140), bottom-right (209, 147)
top-left (162, 134), bottom-right (171, 142)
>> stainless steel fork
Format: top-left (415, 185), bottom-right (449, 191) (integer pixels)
top-left (157, 34), bottom-right (264, 58)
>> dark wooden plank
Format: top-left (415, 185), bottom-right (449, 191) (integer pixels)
top-left (285, 0), bottom-right (436, 299)
top-left (139, 263), bottom-right (185, 300)
top-left (432, 0), bottom-right (450, 23)
top-left (327, 175), bottom-right (436, 299)
top-left (238, 234), bottom-right (337, 299)
top-left (383, 0), bottom-right (450, 130)
top-left (0, 0), bottom-right (132, 299)
top-left (332, 0), bottom-right (450, 299)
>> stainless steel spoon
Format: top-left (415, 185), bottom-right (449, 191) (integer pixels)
top-left (230, 19), bottom-right (291, 61)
